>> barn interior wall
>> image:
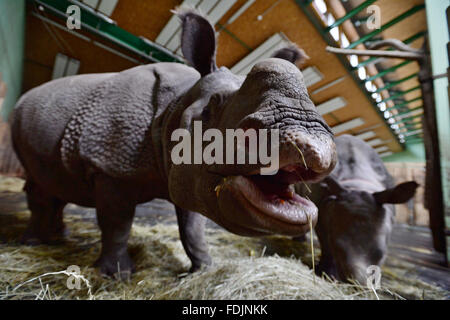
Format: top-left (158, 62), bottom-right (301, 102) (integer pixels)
top-left (0, 0), bottom-right (25, 121)
top-left (425, 0), bottom-right (450, 264)
top-left (383, 142), bottom-right (425, 163)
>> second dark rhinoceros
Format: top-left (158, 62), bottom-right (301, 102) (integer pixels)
top-left (11, 10), bottom-right (336, 278)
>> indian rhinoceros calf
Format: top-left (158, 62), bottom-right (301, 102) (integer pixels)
top-left (297, 134), bottom-right (417, 284)
top-left (11, 10), bottom-right (337, 278)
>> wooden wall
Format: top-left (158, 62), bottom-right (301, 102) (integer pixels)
top-left (385, 162), bottom-right (429, 226)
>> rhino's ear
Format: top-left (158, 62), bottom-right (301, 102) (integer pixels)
top-left (176, 9), bottom-right (217, 77)
top-left (373, 181), bottom-right (418, 204)
top-left (271, 44), bottom-right (309, 66)
top-left (324, 176), bottom-right (345, 195)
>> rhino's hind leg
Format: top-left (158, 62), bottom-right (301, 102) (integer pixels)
top-left (21, 180), bottom-right (68, 245)
top-left (93, 175), bottom-right (136, 280)
top-left (176, 207), bottom-right (212, 272)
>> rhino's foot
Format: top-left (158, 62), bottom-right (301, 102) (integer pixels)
top-left (94, 252), bottom-right (136, 281)
top-left (189, 256), bottom-right (212, 273)
top-left (20, 225), bottom-right (69, 245)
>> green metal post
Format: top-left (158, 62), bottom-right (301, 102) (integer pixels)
top-left (325, 0), bottom-right (377, 31)
top-left (374, 72), bottom-right (419, 93)
top-left (393, 114), bottom-right (422, 125)
top-left (295, 0), bottom-right (403, 147)
top-left (33, 0), bottom-right (182, 63)
top-left (385, 97), bottom-right (422, 111)
top-left (379, 86), bottom-right (421, 103)
top-left (393, 106), bottom-right (423, 118)
top-left (365, 60), bottom-right (413, 82)
top-left (347, 4), bottom-right (425, 49)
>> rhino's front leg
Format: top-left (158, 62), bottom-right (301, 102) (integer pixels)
top-left (175, 207), bottom-right (212, 272)
top-left (93, 175), bottom-right (136, 280)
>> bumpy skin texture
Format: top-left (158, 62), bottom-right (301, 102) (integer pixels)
top-left (11, 11), bottom-right (337, 278)
top-left (297, 135), bottom-right (417, 284)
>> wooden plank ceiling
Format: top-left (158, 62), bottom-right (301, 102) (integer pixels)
top-left (23, 0), bottom-right (428, 155)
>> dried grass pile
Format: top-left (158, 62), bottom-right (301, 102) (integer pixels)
top-left (0, 176), bottom-right (447, 300)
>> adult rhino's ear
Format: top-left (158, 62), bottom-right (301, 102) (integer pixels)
top-left (271, 44), bottom-right (309, 66)
top-left (176, 9), bottom-right (218, 77)
top-left (373, 181), bottom-right (418, 204)
top-left (324, 176), bottom-right (345, 195)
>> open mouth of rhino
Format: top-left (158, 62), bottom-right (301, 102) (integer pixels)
top-left (218, 163), bottom-right (320, 229)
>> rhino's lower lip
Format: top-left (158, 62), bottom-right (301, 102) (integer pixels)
top-left (222, 164), bottom-right (318, 226)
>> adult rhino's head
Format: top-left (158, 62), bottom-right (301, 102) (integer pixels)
top-left (315, 177), bottom-right (418, 284)
top-left (167, 10), bottom-right (337, 237)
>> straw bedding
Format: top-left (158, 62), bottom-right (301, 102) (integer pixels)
top-left (0, 176), bottom-right (447, 300)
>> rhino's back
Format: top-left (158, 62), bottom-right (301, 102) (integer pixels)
top-left (12, 63), bottom-right (200, 181)
top-left (12, 72), bottom-right (115, 158)
top-left (331, 134), bottom-right (394, 190)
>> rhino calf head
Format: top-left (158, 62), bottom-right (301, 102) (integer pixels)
top-left (316, 177), bottom-right (418, 284)
top-left (167, 10), bottom-right (337, 237)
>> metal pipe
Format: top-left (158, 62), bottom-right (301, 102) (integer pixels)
top-left (353, 31), bottom-right (426, 69)
top-left (326, 46), bottom-right (424, 60)
top-left (325, 0), bottom-right (377, 31)
top-left (346, 4), bottom-right (426, 49)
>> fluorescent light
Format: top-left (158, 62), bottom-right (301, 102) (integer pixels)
top-left (225, 0), bottom-right (256, 25)
top-left (156, 0), bottom-right (237, 53)
top-left (379, 151), bottom-right (393, 158)
top-left (209, 0), bottom-right (238, 24)
top-left (340, 33), bottom-right (349, 47)
top-left (51, 53), bottom-right (80, 79)
top-left (329, 27), bottom-right (339, 41)
top-left (316, 97), bottom-right (347, 115)
top-left (332, 118), bottom-right (365, 134)
top-left (82, 0), bottom-right (99, 9)
top-left (52, 53), bottom-right (68, 79)
top-left (66, 58), bottom-right (80, 76)
top-left (358, 67), bottom-right (366, 80)
top-left (303, 66), bottom-right (324, 87)
top-left (231, 33), bottom-right (289, 75)
top-left (354, 131), bottom-right (376, 140)
top-left (349, 55), bottom-right (358, 67)
top-left (366, 138), bottom-right (383, 147)
top-left (311, 76), bottom-right (345, 95)
top-left (314, 0), bottom-right (327, 14)
top-left (375, 146), bottom-right (389, 153)
top-left (97, 0), bottom-right (118, 16)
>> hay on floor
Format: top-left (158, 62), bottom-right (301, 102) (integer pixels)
top-left (0, 176), bottom-right (447, 300)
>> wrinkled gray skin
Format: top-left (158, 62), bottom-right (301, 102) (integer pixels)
top-left (11, 11), bottom-right (337, 278)
top-left (297, 135), bottom-right (418, 284)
